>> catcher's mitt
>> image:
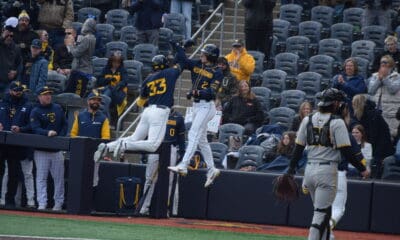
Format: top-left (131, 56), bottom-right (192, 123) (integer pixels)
top-left (273, 174), bottom-right (300, 202)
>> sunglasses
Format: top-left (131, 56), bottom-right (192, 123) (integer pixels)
top-left (65, 32), bottom-right (72, 35)
top-left (5, 34), bottom-right (13, 38)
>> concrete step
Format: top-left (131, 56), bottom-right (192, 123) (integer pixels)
top-left (206, 30), bottom-right (245, 40)
top-left (224, 15), bottom-right (244, 24)
top-left (211, 22), bottom-right (244, 32)
top-left (224, 7), bottom-right (245, 16)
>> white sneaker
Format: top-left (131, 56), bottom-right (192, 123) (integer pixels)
top-left (52, 204), bottom-right (63, 211)
top-left (113, 140), bottom-right (125, 160)
top-left (139, 207), bottom-right (149, 216)
top-left (27, 199), bottom-right (35, 208)
top-left (204, 168), bottom-right (220, 188)
top-left (94, 143), bottom-right (108, 162)
top-left (38, 205), bottom-right (46, 210)
top-left (168, 163), bottom-right (188, 175)
top-left (0, 199), bottom-right (5, 206)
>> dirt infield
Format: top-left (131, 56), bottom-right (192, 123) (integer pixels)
top-left (0, 209), bottom-right (399, 240)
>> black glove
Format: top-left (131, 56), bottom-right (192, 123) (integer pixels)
top-left (287, 167), bottom-right (296, 175)
top-left (183, 39), bottom-right (195, 48)
top-left (104, 77), bottom-right (114, 85)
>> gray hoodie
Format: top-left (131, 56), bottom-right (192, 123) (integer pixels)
top-left (70, 18), bottom-right (96, 74)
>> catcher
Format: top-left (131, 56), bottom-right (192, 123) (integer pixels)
top-left (274, 88), bottom-right (369, 240)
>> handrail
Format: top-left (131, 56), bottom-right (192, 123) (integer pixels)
top-left (233, 0), bottom-right (243, 40)
top-left (117, 3), bottom-right (226, 138)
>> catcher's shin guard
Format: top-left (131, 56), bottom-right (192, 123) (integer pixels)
top-left (310, 206), bottom-right (332, 240)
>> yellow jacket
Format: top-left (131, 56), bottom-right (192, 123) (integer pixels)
top-left (225, 48), bottom-right (255, 81)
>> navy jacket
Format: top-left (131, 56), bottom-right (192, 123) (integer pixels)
top-left (70, 109), bottom-right (110, 139)
top-left (331, 73), bottom-right (367, 100)
top-left (129, 0), bottom-right (168, 31)
top-left (0, 93), bottom-right (33, 160)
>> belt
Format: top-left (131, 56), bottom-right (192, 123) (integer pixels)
top-left (307, 161), bottom-right (335, 165)
top-left (156, 105), bottom-right (168, 109)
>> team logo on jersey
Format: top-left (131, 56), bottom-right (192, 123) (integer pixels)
top-left (167, 120), bottom-right (177, 126)
top-left (193, 67), bottom-right (213, 79)
top-left (47, 112), bottom-right (56, 123)
top-left (9, 107), bottom-right (16, 118)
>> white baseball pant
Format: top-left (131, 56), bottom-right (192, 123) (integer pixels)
top-left (34, 150), bottom-right (64, 208)
top-left (331, 170), bottom-right (347, 226)
top-left (107, 105), bottom-right (170, 153)
top-left (140, 145), bottom-right (178, 215)
top-left (0, 159), bottom-right (35, 206)
top-left (180, 100), bottom-right (216, 170)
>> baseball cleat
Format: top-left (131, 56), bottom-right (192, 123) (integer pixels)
top-left (204, 168), bottom-right (220, 188)
top-left (94, 143), bottom-right (108, 162)
top-left (168, 163), bottom-right (188, 175)
top-left (113, 140), bottom-right (125, 160)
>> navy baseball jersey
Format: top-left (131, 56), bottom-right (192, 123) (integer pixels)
top-left (164, 111), bottom-right (185, 150)
top-left (140, 67), bottom-right (181, 108)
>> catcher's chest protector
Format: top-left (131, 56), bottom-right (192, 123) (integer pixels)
top-left (306, 114), bottom-right (339, 147)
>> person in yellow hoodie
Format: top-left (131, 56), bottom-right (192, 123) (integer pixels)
top-left (225, 39), bottom-right (255, 82)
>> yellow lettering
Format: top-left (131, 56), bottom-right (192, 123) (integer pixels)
top-left (146, 78), bottom-right (167, 96)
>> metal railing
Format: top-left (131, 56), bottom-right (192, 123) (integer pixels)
top-left (233, 0), bottom-right (243, 40)
top-left (116, 4), bottom-right (226, 138)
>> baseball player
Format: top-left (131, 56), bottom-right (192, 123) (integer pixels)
top-left (168, 42), bottom-right (223, 187)
top-left (93, 55), bottom-right (181, 161)
top-left (70, 90), bottom-right (111, 187)
top-left (139, 109), bottom-right (185, 216)
top-left (287, 88), bottom-right (369, 240)
top-left (30, 86), bottom-right (68, 211)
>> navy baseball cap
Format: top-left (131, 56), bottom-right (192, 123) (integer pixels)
top-left (31, 39), bottom-right (42, 49)
top-left (87, 90), bottom-right (102, 100)
top-left (232, 39), bottom-right (244, 47)
top-left (9, 81), bottom-right (24, 92)
top-left (38, 86), bottom-right (53, 95)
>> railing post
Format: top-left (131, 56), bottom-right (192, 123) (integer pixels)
top-left (233, 0), bottom-right (238, 40)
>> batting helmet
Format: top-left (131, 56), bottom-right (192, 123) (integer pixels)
top-left (200, 44), bottom-right (219, 63)
top-left (317, 88), bottom-right (346, 107)
top-left (152, 55), bottom-right (168, 71)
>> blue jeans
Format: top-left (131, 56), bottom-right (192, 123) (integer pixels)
top-left (170, 0), bottom-right (192, 40)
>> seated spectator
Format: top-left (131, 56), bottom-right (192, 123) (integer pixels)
top-left (96, 51), bottom-right (128, 125)
top-left (362, 0), bottom-right (391, 31)
top-left (372, 36), bottom-right (400, 72)
top-left (331, 58), bottom-right (367, 107)
top-left (53, 27), bottom-right (75, 77)
top-left (216, 57), bottom-right (238, 110)
top-left (352, 94), bottom-right (394, 178)
top-left (351, 124), bottom-right (373, 172)
top-left (222, 80), bottom-right (264, 136)
top-left (37, 29), bottom-right (54, 70)
top-left (225, 39), bottom-right (255, 82)
top-left (290, 101), bottom-right (312, 132)
top-left (21, 39), bottom-right (48, 94)
top-left (367, 55), bottom-right (400, 137)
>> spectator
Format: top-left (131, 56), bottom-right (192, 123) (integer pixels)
top-left (3, 0), bottom-right (40, 30)
top-left (367, 55), bottom-right (400, 137)
top-left (30, 86), bottom-right (68, 211)
top-left (331, 57), bottom-right (367, 107)
top-left (13, 10), bottom-right (39, 64)
top-left (222, 80), bottom-right (264, 136)
top-left (372, 35), bottom-right (400, 72)
top-left (97, 51), bottom-right (128, 125)
top-left (290, 101), bottom-right (312, 132)
top-left (53, 27), bottom-right (75, 76)
top-left (352, 94), bottom-right (394, 178)
top-left (170, 0), bottom-right (193, 40)
top-left (216, 56), bottom-right (238, 110)
top-left (65, 18), bottom-right (96, 97)
top-left (122, 0), bottom-right (169, 45)
top-left (0, 17), bottom-right (22, 93)
top-left (0, 81), bottom-right (34, 208)
top-left (70, 90), bottom-right (111, 188)
top-left (362, 0), bottom-right (391, 31)
top-left (225, 39), bottom-right (255, 82)
top-left (242, 0), bottom-right (275, 61)
top-left (37, 0), bottom-right (74, 49)
top-left (351, 124), bottom-right (373, 172)
top-left (21, 39), bottom-right (48, 94)
top-left (37, 29), bottom-right (54, 70)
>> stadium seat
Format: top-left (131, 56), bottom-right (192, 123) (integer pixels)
top-left (273, 19), bottom-right (291, 53)
top-left (158, 28), bottom-right (174, 56)
top-left (330, 23), bottom-right (354, 59)
top-left (132, 44), bottom-right (159, 78)
top-left (343, 8), bottom-right (364, 32)
top-left (210, 142), bottom-right (228, 169)
top-left (123, 60), bottom-right (143, 93)
top-left (120, 26), bottom-right (138, 59)
top-left (77, 7), bottom-right (101, 23)
top-left (47, 71), bottom-right (67, 94)
top-left (285, 36), bottom-right (310, 74)
top-left (362, 25), bottom-right (387, 56)
top-left (106, 9), bottom-right (130, 39)
top-left (274, 52), bottom-right (299, 89)
top-left (247, 50), bottom-right (265, 86)
top-left (279, 4), bottom-right (303, 36)
top-left (251, 86), bottom-right (272, 118)
top-left (261, 69), bottom-right (287, 107)
top-left (296, 71), bottom-right (321, 104)
top-left (280, 89), bottom-right (306, 112)
top-left (298, 20), bottom-right (322, 53)
top-left (235, 145), bottom-right (265, 169)
top-left (96, 24), bottom-right (115, 46)
top-left (268, 107), bottom-right (296, 130)
top-left (218, 123), bottom-right (245, 146)
top-left (311, 5), bottom-right (334, 39)
top-left (309, 54), bottom-right (335, 90)
top-left (353, 56), bottom-right (370, 79)
top-left (351, 40), bottom-right (376, 64)
top-left (163, 13), bottom-right (186, 43)
top-left (92, 57), bottom-right (108, 80)
top-left (105, 41), bottom-right (129, 60)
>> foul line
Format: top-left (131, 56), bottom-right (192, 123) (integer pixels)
top-left (0, 235), bottom-right (101, 240)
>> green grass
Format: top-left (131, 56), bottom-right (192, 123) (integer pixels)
top-left (0, 214), bottom-right (304, 240)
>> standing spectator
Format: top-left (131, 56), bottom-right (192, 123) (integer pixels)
top-left (122, 0), bottom-right (169, 45)
top-left (97, 51), bottom-right (129, 125)
top-left (21, 39), bottom-right (48, 94)
top-left (362, 0), bottom-right (391, 31)
top-left (216, 57), bottom-right (238, 109)
top-left (65, 18), bottom-right (96, 97)
top-left (367, 55), bottom-right (400, 137)
top-left (290, 101), bottom-right (312, 132)
top-left (3, 0), bottom-right (40, 30)
top-left (225, 39), bottom-right (255, 82)
top-left (222, 80), bottom-right (264, 136)
top-left (30, 86), bottom-right (68, 211)
top-left (37, 29), bottom-right (54, 70)
top-left (13, 11), bottom-right (39, 64)
top-left (53, 27), bottom-right (75, 77)
top-left (372, 36), bottom-right (400, 72)
top-left (37, 0), bottom-right (74, 49)
top-left (352, 94), bottom-right (394, 178)
top-left (170, 0), bottom-right (193, 40)
top-left (0, 81), bottom-right (33, 208)
top-left (0, 17), bottom-right (22, 93)
top-left (242, 0), bottom-right (275, 61)
top-left (70, 90), bottom-right (111, 188)
top-left (331, 57), bottom-right (367, 108)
